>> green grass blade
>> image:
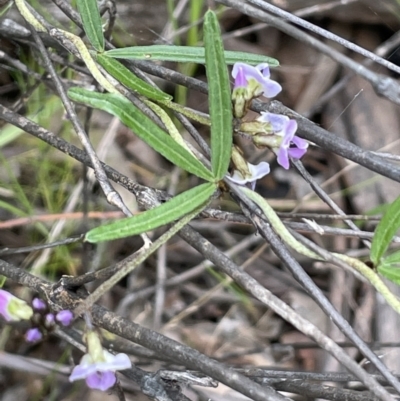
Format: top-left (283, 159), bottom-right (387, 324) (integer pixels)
top-left (76, 0), bottom-right (104, 52)
top-left (203, 10), bottom-right (232, 180)
top-left (85, 182), bottom-right (216, 242)
top-left (96, 54), bottom-right (172, 102)
top-left (371, 196), bottom-right (400, 265)
top-left (105, 45), bottom-right (279, 66)
top-left (68, 88), bottom-right (214, 181)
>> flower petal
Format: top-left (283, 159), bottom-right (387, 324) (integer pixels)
top-left (283, 120), bottom-right (298, 142)
top-left (70, 362), bottom-right (98, 381)
top-left (99, 351), bottom-right (132, 371)
top-left (248, 161), bottom-right (271, 180)
top-left (258, 112), bottom-right (289, 132)
top-left (0, 290), bottom-right (13, 321)
top-left (0, 290), bottom-right (32, 322)
top-left (277, 147), bottom-right (290, 170)
top-left (86, 371), bottom-right (116, 391)
top-left (288, 147), bottom-right (307, 160)
top-left (233, 66), bottom-right (247, 89)
top-left (291, 135), bottom-right (309, 150)
top-left (228, 161), bottom-right (270, 186)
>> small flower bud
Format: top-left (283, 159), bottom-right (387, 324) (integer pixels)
top-left (26, 328), bottom-right (43, 343)
top-left (0, 290), bottom-right (33, 322)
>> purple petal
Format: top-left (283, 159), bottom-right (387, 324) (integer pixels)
top-left (282, 120), bottom-right (298, 142)
top-left (0, 290), bottom-right (13, 321)
top-left (277, 147), bottom-right (290, 170)
top-left (25, 328), bottom-right (42, 342)
top-left (258, 112), bottom-right (289, 131)
top-left (56, 310), bottom-right (74, 326)
top-left (291, 135), bottom-right (309, 150)
top-left (86, 371), bottom-right (116, 391)
top-left (288, 147), bottom-right (307, 159)
top-left (257, 63), bottom-right (271, 78)
top-left (232, 62), bottom-right (254, 79)
top-left (233, 66), bottom-right (247, 89)
top-left (261, 80), bottom-right (282, 98)
top-left (70, 362), bottom-right (98, 381)
top-left (32, 298), bottom-right (47, 311)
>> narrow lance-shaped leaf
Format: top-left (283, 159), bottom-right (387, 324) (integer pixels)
top-left (377, 249), bottom-right (400, 286)
top-left (371, 196), bottom-right (400, 265)
top-left (105, 45), bottom-right (279, 66)
top-left (381, 249), bottom-right (400, 266)
top-left (96, 54), bottom-right (172, 102)
top-left (203, 10), bottom-right (232, 180)
top-left (85, 182), bottom-right (216, 242)
top-left (378, 264), bottom-right (400, 286)
top-left (68, 88), bottom-right (215, 182)
top-left (76, 0), bottom-right (104, 52)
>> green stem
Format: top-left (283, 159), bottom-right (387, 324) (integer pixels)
top-left (144, 100), bottom-right (194, 154)
top-left (159, 100), bottom-right (211, 126)
top-left (14, 0), bottom-right (46, 32)
top-left (240, 186), bottom-right (400, 315)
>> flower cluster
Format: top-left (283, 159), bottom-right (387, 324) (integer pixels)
top-left (0, 289), bottom-right (129, 392)
top-left (229, 63), bottom-right (308, 186)
top-left (25, 298), bottom-right (74, 343)
top-left (69, 330), bottom-right (131, 391)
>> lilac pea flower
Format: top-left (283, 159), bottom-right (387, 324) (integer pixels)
top-left (228, 161), bottom-right (270, 190)
top-left (56, 310), bottom-right (73, 326)
top-left (0, 289), bottom-right (33, 322)
top-left (26, 328), bottom-right (43, 343)
top-left (232, 63), bottom-right (282, 99)
top-left (32, 298), bottom-right (47, 311)
top-left (69, 330), bottom-right (131, 391)
top-left (258, 112), bottom-right (308, 170)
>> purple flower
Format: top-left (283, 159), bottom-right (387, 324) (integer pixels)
top-left (56, 310), bottom-right (73, 326)
top-left (69, 331), bottom-right (131, 391)
top-left (228, 161), bottom-right (270, 190)
top-left (232, 63), bottom-right (282, 99)
top-left (32, 298), bottom-right (47, 311)
top-left (86, 371), bottom-right (116, 391)
top-left (232, 63), bottom-right (282, 118)
top-left (0, 290), bottom-right (33, 322)
top-left (26, 328), bottom-right (43, 342)
top-left (258, 112), bottom-right (308, 169)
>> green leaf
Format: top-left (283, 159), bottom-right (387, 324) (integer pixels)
top-left (381, 249), bottom-right (400, 266)
top-left (85, 182), bottom-right (216, 242)
top-left (203, 10), bottom-right (232, 180)
top-left (68, 88), bottom-right (215, 181)
top-left (105, 45), bottom-right (279, 66)
top-left (96, 54), bottom-right (172, 102)
top-left (378, 263), bottom-right (400, 286)
top-left (76, 0), bottom-right (104, 52)
top-left (371, 196), bottom-right (400, 265)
